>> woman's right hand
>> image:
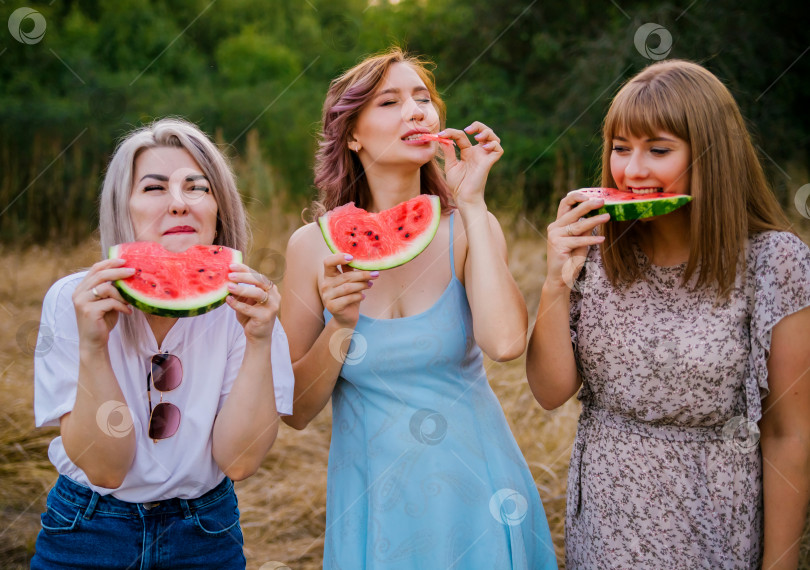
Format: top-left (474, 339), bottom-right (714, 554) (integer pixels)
top-left (545, 192), bottom-right (610, 291)
top-left (320, 253), bottom-right (378, 329)
top-left (72, 258), bottom-right (136, 350)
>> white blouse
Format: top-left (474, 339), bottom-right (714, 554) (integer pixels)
top-left (34, 271), bottom-right (294, 502)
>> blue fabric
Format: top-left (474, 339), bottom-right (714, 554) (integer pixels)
top-left (30, 475), bottom-right (245, 569)
top-left (323, 213), bottom-right (557, 569)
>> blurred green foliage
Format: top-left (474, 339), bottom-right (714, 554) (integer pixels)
top-left (1, 0), bottom-right (807, 243)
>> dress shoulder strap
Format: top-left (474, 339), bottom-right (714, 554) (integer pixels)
top-left (449, 211), bottom-right (456, 279)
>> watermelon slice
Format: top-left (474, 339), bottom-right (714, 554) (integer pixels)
top-left (108, 242), bottom-right (242, 318)
top-left (571, 187), bottom-right (692, 221)
top-left (416, 133), bottom-right (455, 146)
top-left (318, 194), bottom-right (442, 270)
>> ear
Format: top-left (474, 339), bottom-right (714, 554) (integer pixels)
top-left (347, 136), bottom-right (361, 153)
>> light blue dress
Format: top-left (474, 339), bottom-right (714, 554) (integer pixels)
top-left (323, 213), bottom-right (557, 569)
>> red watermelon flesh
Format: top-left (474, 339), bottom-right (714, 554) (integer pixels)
top-left (109, 242), bottom-right (242, 317)
top-left (318, 194), bottom-right (442, 270)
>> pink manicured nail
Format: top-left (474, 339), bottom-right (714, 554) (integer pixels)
top-left (344, 254), bottom-right (353, 261)
top-left (370, 270), bottom-right (380, 277)
top-left (367, 281), bottom-right (373, 287)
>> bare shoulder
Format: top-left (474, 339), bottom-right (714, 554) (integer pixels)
top-left (288, 222), bottom-right (333, 264)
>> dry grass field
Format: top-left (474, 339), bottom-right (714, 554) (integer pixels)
top-left (0, 208), bottom-right (807, 569)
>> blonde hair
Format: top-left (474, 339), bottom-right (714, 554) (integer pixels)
top-left (99, 117), bottom-right (248, 351)
top-left (599, 59), bottom-right (790, 296)
top-left (312, 47), bottom-right (452, 218)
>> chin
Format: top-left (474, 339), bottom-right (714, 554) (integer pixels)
top-left (159, 234), bottom-right (204, 252)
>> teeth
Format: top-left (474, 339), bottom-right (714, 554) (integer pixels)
top-left (630, 187), bottom-right (662, 195)
top-left (404, 134), bottom-right (427, 141)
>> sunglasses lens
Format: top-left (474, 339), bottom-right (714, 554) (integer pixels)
top-left (149, 402), bottom-right (181, 440)
top-left (151, 354), bottom-right (182, 392)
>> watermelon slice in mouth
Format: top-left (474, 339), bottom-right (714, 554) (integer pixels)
top-left (109, 242), bottom-right (242, 318)
top-left (318, 194), bottom-right (442, 270)
top-left (414, 133), bottom-right (455, 146)
top-left (571, 187), bottom-right (692, 221)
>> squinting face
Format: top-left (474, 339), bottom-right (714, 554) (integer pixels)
top-left (350, 62), bottom-right (442, 171)
top-left (610, 131), bottom-right (692, 199)
top-left (129, 146), bottom-right (218, 252)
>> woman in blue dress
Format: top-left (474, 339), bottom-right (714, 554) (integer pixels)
top-left (280, 48), bottom-right (557, 569)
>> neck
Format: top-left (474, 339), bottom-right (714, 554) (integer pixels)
top-left (638, 208), bottom-right (691, 266)
top-left (363, 165), bottom-right (422, 212)
top-left (145, 313), bottom-right (178, 349)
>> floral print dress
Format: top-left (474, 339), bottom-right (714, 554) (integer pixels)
top-left (565, 231), bottom-right (810, 569)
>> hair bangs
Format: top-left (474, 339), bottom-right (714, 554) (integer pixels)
top-left (605, 79), bottom-right (688, 143)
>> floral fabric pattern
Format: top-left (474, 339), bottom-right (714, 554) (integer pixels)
top-left (565, 231), bottom-right (810, 569)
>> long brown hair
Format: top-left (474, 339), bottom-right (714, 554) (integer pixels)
top-left (599, 59), bottom-right (790, 296)
top-left (311, 47), bottom-right (452, 218)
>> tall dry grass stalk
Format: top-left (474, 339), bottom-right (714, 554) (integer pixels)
top-left (0, 209), bottom-right (808, 569)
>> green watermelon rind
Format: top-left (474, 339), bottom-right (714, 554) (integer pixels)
top-left (318, 195), bottom-right (442, 271)
top-left (108, 244), bottom-right (243, 318)
top-left (573, 189), bottom-right (692, 221)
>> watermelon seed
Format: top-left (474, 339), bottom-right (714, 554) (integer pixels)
top-left (375, 235), bottom-right (379, 240)
top-left (198, 269), bottom-right (205, 273)
top-left (350, 232), bottom-right (355, 237)
top-left (352, 242), bottom-right (357, 247)
top-left (398, 226), bottom-right (403, 231)
top-left (405, 233), bottom-right (410, 238)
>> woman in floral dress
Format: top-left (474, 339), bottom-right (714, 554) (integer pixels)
top-left (526, 60), bottom-right (810, 569)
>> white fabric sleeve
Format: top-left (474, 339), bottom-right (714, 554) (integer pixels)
top-left (34, 274), bottom-right (84, 428)
top-left (217, 319), bottom-right (295, 416)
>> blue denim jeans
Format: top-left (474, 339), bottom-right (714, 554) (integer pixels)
top-left (30, 475), bottom-right (245, 570)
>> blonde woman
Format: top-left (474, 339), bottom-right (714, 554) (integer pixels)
top-left (31, 118), bottom-right (294, 569)
top-left (527, 60), bottom-right (810, 568)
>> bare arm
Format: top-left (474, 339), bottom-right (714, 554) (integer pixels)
top-left (212, 264), bottom-right (281, 481)
top-left (461, 207), bottom-right (527, 361)
top-left (760, 306), bottom-right (810, 570)
top-left (526, 194), bottom-right (607, 410)
top-left (279, 224), bottom-right (376, 430)
top-left (60, 259), bottom-right (137, 489)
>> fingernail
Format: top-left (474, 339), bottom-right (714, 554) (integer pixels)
top-left (601, 213), bottom-right (611, 219)
top-left (482, 142), bottom-right (493, 149)
top-left (361, 293), bottom-right (366, 300)
top-left (464, 124), bottom-right (474, 131)
top-left (229, 263), bottom-right (240, 270)
top-left (227, 283), bottom-right (237, 290)
top-left (437, 130), bottom-right (446, 136)
top-left (367, 280), bottom-right (373, 287)
top-left (344, 254), bottom-right (353, 261)
top-left (369, 270), bottom-right (380, 277)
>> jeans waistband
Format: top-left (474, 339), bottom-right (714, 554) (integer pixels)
top-left (51, 475), bottom-right (233, 519)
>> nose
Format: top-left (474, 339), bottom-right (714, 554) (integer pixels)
top-left (404, 98), bottom-right (426, 123)
top-left (624, 149), bottom-right (648, 179)
top-left (167, 183), bottom-right (189, 215)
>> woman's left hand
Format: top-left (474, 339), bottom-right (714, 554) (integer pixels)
top-left (225, 262), bottom-right (279, 342)
top-left (439, 121), bottom-right (503, 208)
